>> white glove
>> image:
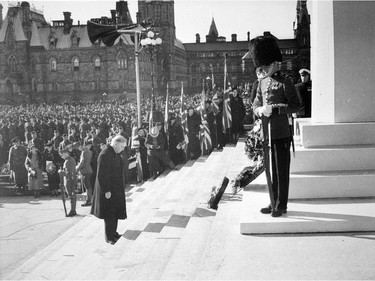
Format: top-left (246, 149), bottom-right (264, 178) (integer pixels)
top-left (105, 191), bottom-right (111, 199)
top-left (259, 105), bottom-right (272, 117)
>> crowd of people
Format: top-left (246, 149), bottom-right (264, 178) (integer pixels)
top-left (0, 86), bottom-right (252, 209)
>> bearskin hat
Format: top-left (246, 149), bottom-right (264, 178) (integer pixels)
top-left (249, 36), bottom-right (282, 68)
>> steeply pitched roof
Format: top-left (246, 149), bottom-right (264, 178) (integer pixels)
top-left (0, 11), bottom-right (27, 43)
top-left (208, 17), bottom-right (218, 38)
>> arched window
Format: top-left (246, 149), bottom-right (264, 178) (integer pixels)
top-left (31, 59), bottom-right (37, 72)
top-left (72, 57), bottom-right (79, 70)
top-left (50, 57), bottom-right (57, 71)
top-left (32, 78), bottom-right (37, 92)
top-left (8, 55), bottom-right (17, 72)
top-left (200, 63), bottom-right (205, 73)
top-left (94, 57), bottom-right (101, 68)
top-left (117, 52), bottom-right (128, 70)
top-left (190, 64), bottom-right (196, 75)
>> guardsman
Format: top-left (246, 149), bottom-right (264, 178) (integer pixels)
top-left (59, 148), bottom-right (78, 217)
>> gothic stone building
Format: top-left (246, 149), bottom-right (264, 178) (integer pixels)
top-left (0, 0), bottom-right (310, 104)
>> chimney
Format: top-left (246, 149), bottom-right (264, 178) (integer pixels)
top-left (63, 12), bottom-right (73, 34)
top-left (21, 2), bottom-right (31, 26)
top-left (116, 0), bottom-right (130, 24)
top-left (111, 9), bottom-right (117, 23)
top-left (231, 34), bottom-right (237, 42)
top-left (196, 33), bottom-right (200, 43)
top-left (247, 31), bottom-right (250, 42)
top-left (136, 12), bottom-right (142, 24)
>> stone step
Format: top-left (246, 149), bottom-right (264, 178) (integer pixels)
top-left (60, 158), bottom-right (206, 280)
top-left (102, 151), bottom-right (231, 280)
top-left (239, 178), bottom-right (375, 234)
top-left (4, 157), bottom-right (203, 280)
top-left (291, 145), bottom-right (375, 173)
top-left (63, 152), bottom-right (227, 280)
top-left (298, 121), bottom-right (375, 148)
top-left (97, 147), bottom-right (236, 280)
top-left (289, 170), bottom-right (375, 199)
top-left (160, 149), bottom-right (237, 280)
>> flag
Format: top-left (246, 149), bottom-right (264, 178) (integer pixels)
top-left (200, 78), bottom-right (206, 116)
top-left (200, 121), bottom-right (212, 155)
top-left (199, 83), bottom-right (212, 155)
top-left (222, 54), bottom-right (232, 133)
top-left (164, 83), bottom-right (170, 134)
top-left (224, 54), bottom-right (228, 91)
top-left (211, 92), bottom-right (220, 116)
top-left (222, 90), bottom-right (232, 133)
top-left (180, 82), bottom-right (188, 136)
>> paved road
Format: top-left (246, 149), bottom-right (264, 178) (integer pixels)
top-left (0, 195), bottom-right (92, 278)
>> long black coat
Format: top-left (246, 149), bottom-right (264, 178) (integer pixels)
top-left (230, 96), bottom-right (245, 134)
top-left (90, 145), bottom-right (127, 220)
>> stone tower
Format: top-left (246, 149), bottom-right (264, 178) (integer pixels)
top-left (137, 0), bottom-right (176, 94)
top-left (294, 0), bottom-right (311, 70)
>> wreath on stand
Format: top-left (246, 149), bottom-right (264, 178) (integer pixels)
top-left (232, 119), bottom-right (265, 194)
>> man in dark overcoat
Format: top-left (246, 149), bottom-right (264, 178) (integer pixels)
top-left (8, 137), bottom-right (28, 192)
top-left (186, 107), bottom-right (202, 160)
top-left (90, 135), bottom-right (127, 244)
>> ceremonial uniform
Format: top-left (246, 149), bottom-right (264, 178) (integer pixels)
top-left (63, 155), bottom-right (77, 215)
top-left (250, 35), bottom-right (300, 217)
top-left (76, 146), bottom-right (93, 205)
top-left (253, 71), bottom-right (300, 214)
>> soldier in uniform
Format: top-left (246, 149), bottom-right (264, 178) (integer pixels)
top-left (250, 36), bottom-right (301, 217)
top-left (59, 148), bottom-right (78, 217)
top-left (8, 137), bottom-right (28, 193)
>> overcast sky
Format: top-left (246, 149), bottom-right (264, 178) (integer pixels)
top-left (1, 0), bottom-right (313, 43)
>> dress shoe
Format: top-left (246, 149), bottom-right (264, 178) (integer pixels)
top-left (81, 202), bottom-right (92, 207)
top-left (67, 210), bottom-right (77, 217)
top-left (106, 236), bottom-right (120, 245)
top-left (271, 209), bottom-right (287, 217)
top-left (260, 205), bottom-right (272, 214)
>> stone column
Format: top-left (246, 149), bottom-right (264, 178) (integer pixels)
top-left (300, 0), bottom-right (375, 147)
top-left (311, 0), bottom-right (375, 124)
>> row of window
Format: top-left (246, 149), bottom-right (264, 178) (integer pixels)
top-left (190, 62), bottom-right (240, 73)
top-left (49, 57), bottom-right (128, 71)
top-left (189, 51), bottom-right (248, 59)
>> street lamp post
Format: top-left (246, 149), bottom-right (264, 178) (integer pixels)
top-left (140, 31), bottom-right (162, 109)
top-left (117, 29), bottom-right (143, 128)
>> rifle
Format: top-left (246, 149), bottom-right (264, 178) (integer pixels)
top-left (58, 170), bottom-right (68, 217)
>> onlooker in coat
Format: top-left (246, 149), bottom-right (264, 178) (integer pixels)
top-left (25, 145), bottom-right (44, 198)
top-left (8, 137), bottom-right (28, 193)
top-left (44, 141), bottom-right (63, 197)
top-left (167, 115), bottom-right (184, 165)
top-left (186, 107), bottom-right (202, 160)
top-left (230, 87), bottom-right (245, 143)
top-left (90, 135), bottom-right (128, 244)
top-left (295, 68), bottom-right (312, 118)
